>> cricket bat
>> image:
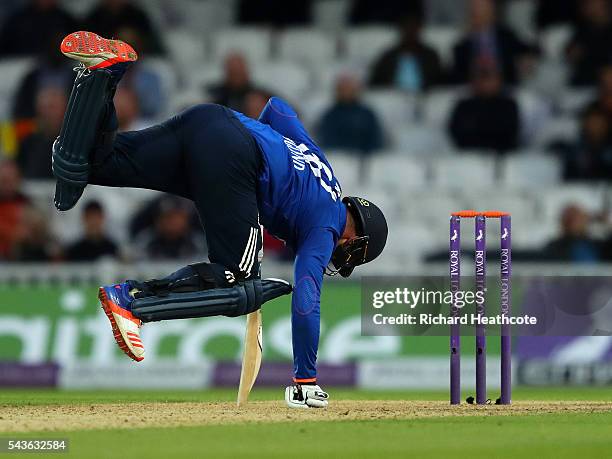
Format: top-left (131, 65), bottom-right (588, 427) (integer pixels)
top-left (237, 309), bottom-right (263, 406)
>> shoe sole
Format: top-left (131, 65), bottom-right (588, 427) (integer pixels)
top-left (61, 31), bottom-right (138, 69)
top-left (98, 287), bottom-right (144, 362)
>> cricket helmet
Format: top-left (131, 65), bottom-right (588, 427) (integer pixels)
top-left (330, 196), bottom-right (388, 277)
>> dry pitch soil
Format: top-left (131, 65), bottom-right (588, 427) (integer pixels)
top-left (2, 400), bottom-right (611, 433)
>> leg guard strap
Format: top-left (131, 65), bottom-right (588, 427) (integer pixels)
top-left (131, 278), bottom-right (292, 323)
top-left (129, 263), bottom-right (234, 298)
top-left (53, 68), bottom-right (115, 211)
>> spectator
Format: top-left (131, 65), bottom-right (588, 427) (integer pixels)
top-left (350, 0), bottom-right (423, 25)
top-left (129, 195), bottom-right (202, 241)
top-left (318, 74), bottom-right (384, 154)
top-left (369, 14), bottom-right (443, 90)
top-left (449, 63), bottom-right (520, 153)
top-left (556, 107), bottom-right (612, 180)
top-left (65, 201), bottom-right (119, 262)
top-left (0, 0), bottom-right (75, 57)
top-left (244, 89), bottom-right (273, 120)
top-left (208, 53), bottom-right (257, 112)
top-left (566, 0), bottom-right (612, 86)
top-left (584, 65), bottom-right (612, 137)
top-left (0, 160), bottom-right (30, 259)
top-left (543, 204), bottom-right (601, 262)
top-left (238, 0), bottom-right (312, 26)
top-left (84, 0), bottom-right (164, 55)
top-left (17, 85), bottom-right (67, 179)
top-left (114, 86), bottom-right (149, 131)
top-left (115, 27), bottom-right (166, 119)
top-left (12, 30), bottom-right (74, 121)
top-left (135, 198), bottom-right (206, 260)
top-left (11, 206), bottom-right (60, 262)
top-left (451, 0), bottom-right (537, 85)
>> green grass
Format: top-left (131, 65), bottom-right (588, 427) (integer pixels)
top-left (1, 388), bottom-right (611, 459)
top-left (1, 386), bottom-right (611, 405)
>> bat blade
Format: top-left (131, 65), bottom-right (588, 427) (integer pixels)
top-left (237, 309), bottom-right (263, 407)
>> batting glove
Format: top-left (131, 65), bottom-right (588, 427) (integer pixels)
top-left (285, 384), bottom-right (329, 409)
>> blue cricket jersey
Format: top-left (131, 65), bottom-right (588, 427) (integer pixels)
top-left (232, 97), bottom-right (346, 382)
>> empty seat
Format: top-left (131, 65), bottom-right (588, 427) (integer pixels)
top-left (394, 125), bottom-right (451, 156)
top-left (503, 0), bottom-right (537, 42)
top-left (514, 89), bottom-right (552, 145)
top-left (313, 60), bottom-right (365, 93)
top-left (422, 88), bottom-right (464, 128)
top-left (164, 30), bottom-right (207, 68)
top-left (344, 26), bottom-right (398, 65)
top-left (533, 117), bottom-right (579, 147)
top-left (326, 151), bottom-right (362, 193)
top-left (368, 154), bottom-right (428, 192)
top-left (140, 58), bottom-right (179, 116)
top-left (299, 90), bottom-right (332, 129)
top-left (313, 0), bottom-right (351, 30)
top-left (190, 62), bottom-right (223, 92)
top-left (252, 60), bottom-right (312, 98)
top-left (460, 189), bottom-right (537, 223)
top-left (0, 58), bottom-right (34, 117)
top-left (212, 28), bottom-right (271, 61)
top-left (61, 0), bottom-right (98, 17)
top-left (379, 221), bottom-right (436, 266)
top-left (557, 88), bottom-right (595, 115)
top-left (502, 152), bottom-right (562, 187)
top-left (362, 90), bottom-right (417, 142)
top-left (278, 28), bottom-right (336, 64)
top-left (540, 25), bottom-right (572, 61)
top-left (400, 190), bottom-right (466, 226)
top-left (422, 26), bottom-right (461, 66)
top-left (179, 0), bottom-right (235, 34)
top-left (431, 154), bottom-right (497, 189)
top-left (512, 218), bottom-right (557, 249)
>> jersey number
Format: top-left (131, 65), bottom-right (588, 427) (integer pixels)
top-left (304, 152), bottom-right (341, 202)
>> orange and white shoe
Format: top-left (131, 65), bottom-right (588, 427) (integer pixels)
top-left (60, 31), bottom-right (137, 70)
top-left (98, 283), bottom-right (144, 362)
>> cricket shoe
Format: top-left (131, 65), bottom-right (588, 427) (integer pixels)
top-left (98, 282), bottom-right (144, 362)
top-left (60, 31), bottom-right (137, 72)
top-left (285, 384), bottom-right (329, 409)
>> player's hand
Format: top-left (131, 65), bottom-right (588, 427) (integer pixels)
top-left (285, 384), bottom-right (329, 409)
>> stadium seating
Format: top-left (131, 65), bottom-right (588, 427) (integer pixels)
top-left (278, 28), bottom-right (336, 64)
top-left (211, 27), bottom-right (271, 61)
top-left (501, 152), bottom-right (563, 187)
top-left (0, 58), bottom-right (34, 119)
top-left (422, 27), bottom-right (461, 67)
top-left (540, 25), bottom-right (572, 62)
top-left (430, 154), bottom-right (497, 189)
top-left (368, 154), bottom-right (429, 192)
top-left (0, 7), bottom-right (606, 268)
top-left (343, 26), bottom-right (398, 65)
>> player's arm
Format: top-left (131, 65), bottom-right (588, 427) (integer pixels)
top-left (258, 96), bottom-right (318, 151)
top-left (285, 228), bottom-right (335, 408)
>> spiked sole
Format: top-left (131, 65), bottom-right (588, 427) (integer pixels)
top-left (61, 31), bottom-right (137, 69)
top-left (98, 287), bottom-right (144, 362)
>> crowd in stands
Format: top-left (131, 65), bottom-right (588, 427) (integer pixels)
top-left (2, 0), bottom-right (612, 264)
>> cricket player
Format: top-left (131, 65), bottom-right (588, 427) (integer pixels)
top-left (53, 32), bottom-right (388, 408)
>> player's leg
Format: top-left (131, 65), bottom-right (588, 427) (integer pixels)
top-left (53, 31), bottom-right (190, 210)
top-left (87, 108), bottom-right (191, 199)
top-left (184, 104), bottom-right (264, 278)
top-left (96, 105), bottom-right (294, 362)
top-left (53, 31), bottom-right (136, 210)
